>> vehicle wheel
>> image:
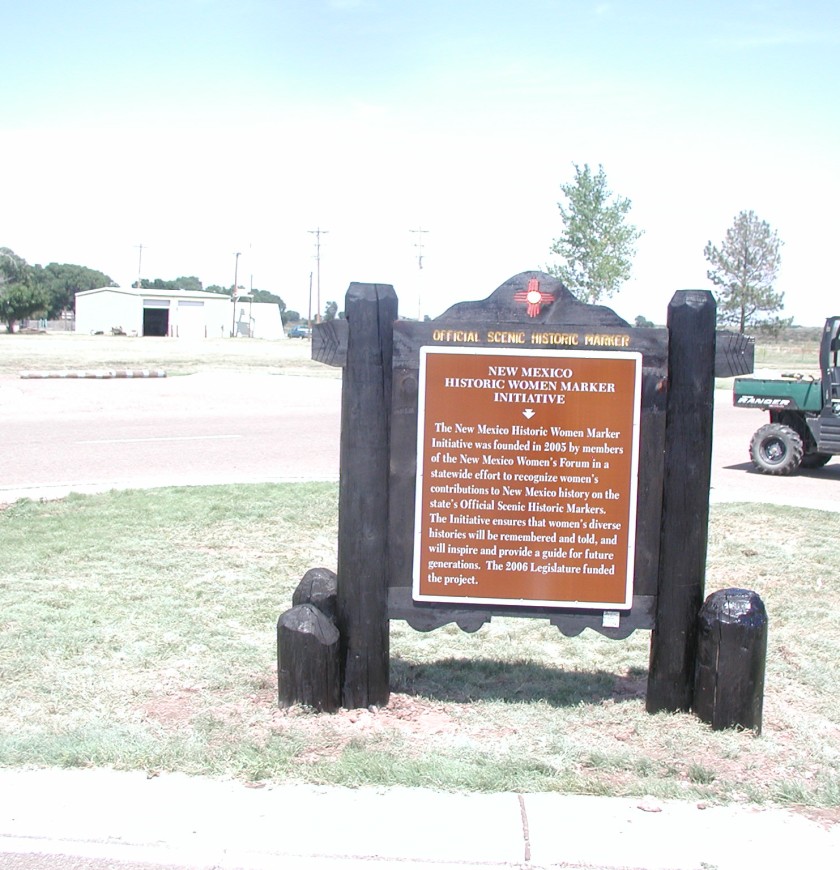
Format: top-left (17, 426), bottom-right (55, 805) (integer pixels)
top-left (801, 452), bottom-right (832, 469)
top-left (749, 423), bottom-right (804, 475)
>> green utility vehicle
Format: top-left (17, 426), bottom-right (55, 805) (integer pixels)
top-left (733, 316), bottom-right (840, 474)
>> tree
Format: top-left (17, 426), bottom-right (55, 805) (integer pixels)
top-left (323, 300), bottom-right (338, 321)
top-left (139, 277), bottom-right (204, 291)
top-left (0, 248), bottom-right (48, 332)
top-left (206, 283), bottom-right (289, 319)
top-left (31, 262), bottom-right (114, 317)
top-left (548, 163), bottom-right (642, 302)
top-left (174, 275), bottom-right (203, 292)
top-left (250, 289), bottom-right (287, 321)
top-left (139, 278), bottom-right (179, 291)
top-left (704, 210), bottom-right (787, 334)
top-left (634, 315), bottom-right (655, 328)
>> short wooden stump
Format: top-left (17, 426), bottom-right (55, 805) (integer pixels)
top-left (277, 603), bottom-right (341, 712)
top-left (693, 588), bottom-right (767, 733)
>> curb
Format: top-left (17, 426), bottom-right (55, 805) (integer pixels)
top-left (19, 369), bottom-right (167, 379)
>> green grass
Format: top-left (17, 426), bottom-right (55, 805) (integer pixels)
top-left (0, 487), bottom-right (838, 808)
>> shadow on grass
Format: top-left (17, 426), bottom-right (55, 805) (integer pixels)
top-left (391, 657), bottom-right (648, 706)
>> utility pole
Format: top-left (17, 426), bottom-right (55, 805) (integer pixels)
top-left (248, 241), bottom-right (253, 293)
top-left (134, 244), bottom-right (145, 288)
top-left (231, 251), bottom-right (241, 337)
top-left (307, 271), bottom-right (313, 327)
top-left (410, 227), bottom-right (428, 270)
top-left (308, 228), bottom-right (328, 322)
top-left (409, 227), bottom-right (429, 320)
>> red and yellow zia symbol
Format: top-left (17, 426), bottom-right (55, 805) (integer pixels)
top-left (514, 279), bottom-right (554, 317)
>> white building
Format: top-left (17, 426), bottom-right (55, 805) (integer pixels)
top-left (75, 287), bottom-right (285, 339)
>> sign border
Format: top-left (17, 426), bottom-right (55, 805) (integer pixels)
top-left (411, 345), bottom-right (643, 610)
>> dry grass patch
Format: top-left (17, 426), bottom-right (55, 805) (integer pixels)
top-left (0, 333), bottom-right (332, 377)
top-left (0, 488), bottom-right (837, 811)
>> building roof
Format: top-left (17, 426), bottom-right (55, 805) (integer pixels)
top-left (75, 286), bottom-right (231, 301)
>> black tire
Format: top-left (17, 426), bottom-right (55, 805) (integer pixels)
top-left (749, 423), bottom-right (804, 475)
top-left (801, 452), bottom-right (832, 469)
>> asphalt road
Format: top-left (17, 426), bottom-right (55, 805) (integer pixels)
top-left (1, 372), bottom-right (838, 510)
top-left (710, 388), bottom-right (840, 511)
top-left (0, 372), bottom-right (342, 503)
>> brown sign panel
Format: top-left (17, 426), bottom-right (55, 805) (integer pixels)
top-left (413, 347), bottom-right (642, 609)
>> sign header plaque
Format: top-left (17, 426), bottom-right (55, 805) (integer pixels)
top-left (412, 347), bottom-right (642, 610)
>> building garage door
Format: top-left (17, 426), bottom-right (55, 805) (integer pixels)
top-left (176, 300), bottom-right (206, 338)
top-left (143, 299), bottom-right (170, 336)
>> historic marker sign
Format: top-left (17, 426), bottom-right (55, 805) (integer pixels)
top-left (412, 347), bottom-right (642, 609)
top-left (303, 273), bottom-right (747, 712)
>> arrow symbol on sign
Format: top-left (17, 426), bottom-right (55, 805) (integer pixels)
top-left (522, 409), bottom-right (536, 419)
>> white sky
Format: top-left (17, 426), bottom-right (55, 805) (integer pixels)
top-left (2, 0), bottom-right (838, 325)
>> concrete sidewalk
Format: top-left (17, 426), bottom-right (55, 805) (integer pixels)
top-left (1, 769), bottom-right (837, 869)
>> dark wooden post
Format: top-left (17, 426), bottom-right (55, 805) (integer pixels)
top-left (277, 603), bottom-right (341, 712)
top-left (336, 282), bottom-right (398, 709)
top-left (647, 290), bottom-right (716, 713)
top-left (293, 567), bottom-right (338, 621)
top-left (694, 588), bottom-right (767, 733)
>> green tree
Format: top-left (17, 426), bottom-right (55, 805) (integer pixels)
top-left (139, 277), bottom-right (203, 293)
top-left (0, 248), bottom-right (48, 332)
top-left (548, 163), bottom-right (642, 302)
top-left (31, 262), bottom-right (114, 317)
top-left (174, 276), bottom-right (203, 292)
top-left (323, 300), bottom-right (338, 321)
top-left (250, 289), bottom-right (287, 321)
top-left (634, 315), bottom-right (655, 328)
top-left (139, 278), bottom-right (179, 291)
top-left (704, 210), bottom-right (787, 334)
